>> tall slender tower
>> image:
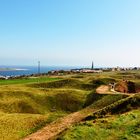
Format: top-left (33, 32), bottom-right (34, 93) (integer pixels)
top-left (38, 61), bottom-right (40, 74)
top-left (91, 61), bottom-right (94, 70)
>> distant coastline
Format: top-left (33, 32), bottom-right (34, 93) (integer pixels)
top-left (0, 66), bottom-right (76, 76)
top-left (0, 68), bottom-right (28, 71)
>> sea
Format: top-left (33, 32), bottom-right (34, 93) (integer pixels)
top-left (0, 66), bottom-right (79, 77)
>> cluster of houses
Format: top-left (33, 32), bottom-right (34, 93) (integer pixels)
top-left (111, 67), bottom-right (140, 72)
top-left (71, 68), bottom-right (102, 73)
top-left (48, 66), bottom-right (140, 75)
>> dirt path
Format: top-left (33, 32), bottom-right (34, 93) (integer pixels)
top-left (23, 106), bottom-right (96, 140)
top-left (96, 85), bottom-right (110, 94)
top-left (96, 85), bottom-right (135, 96)
top-left (23, 85), bottom-right (131, 140)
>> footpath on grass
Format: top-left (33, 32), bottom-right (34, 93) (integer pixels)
top-left (23, 105), bottom-right (97, 140)
top-left (96, 85), bottom-right (110, 94)
top-left (23, 86), bottom-right (134, 140)
top-left (96, 85), bottom-right (134, 96)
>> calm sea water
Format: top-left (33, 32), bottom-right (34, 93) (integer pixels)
top-left (0, 66), bottom-right (78, 76)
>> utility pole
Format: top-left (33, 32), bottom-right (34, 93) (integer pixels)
top-left (38, 61), bottom-right (40, 74)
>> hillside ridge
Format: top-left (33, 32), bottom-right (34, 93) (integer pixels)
top-left (23, 93), bottom-right (136, 140)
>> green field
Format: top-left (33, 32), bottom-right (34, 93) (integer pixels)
top-left (0, 77), bottom-right (60, 85)
top-left (0, 71), bottom-right (140, 140)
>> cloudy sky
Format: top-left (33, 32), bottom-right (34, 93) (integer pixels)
top-left (0, 0), bottom-right (140, 67)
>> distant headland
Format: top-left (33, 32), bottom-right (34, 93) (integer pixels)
top-left (0, 68), bottom-right (28, 71)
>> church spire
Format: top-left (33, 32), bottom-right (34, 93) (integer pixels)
top-left (91, 61), bottom-right (94, 70)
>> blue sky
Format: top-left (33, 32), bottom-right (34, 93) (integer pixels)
top-left (0, 0), bottom-right (140, 67)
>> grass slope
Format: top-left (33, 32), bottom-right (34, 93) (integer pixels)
top-left (60, 94), bottom-right (140, 140)
top-left (0, 71), bottom-right (140, 139)
top-left (60, 109), bottom-right (140, 140)
top-left (0, 76), bottom-right (92, 139)
top-left (0, 111), bottom-right (67, 140)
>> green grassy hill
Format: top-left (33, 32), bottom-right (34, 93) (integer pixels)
top-left (59, 94), bottom-right (140, 140)
top-left (0, 71), bottom-right (140, 140)
top-left (60, 108), bottom-right (140, 140)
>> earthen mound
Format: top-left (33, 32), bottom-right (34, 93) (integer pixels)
top-left (115, 80), bottom-right (136, 93)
